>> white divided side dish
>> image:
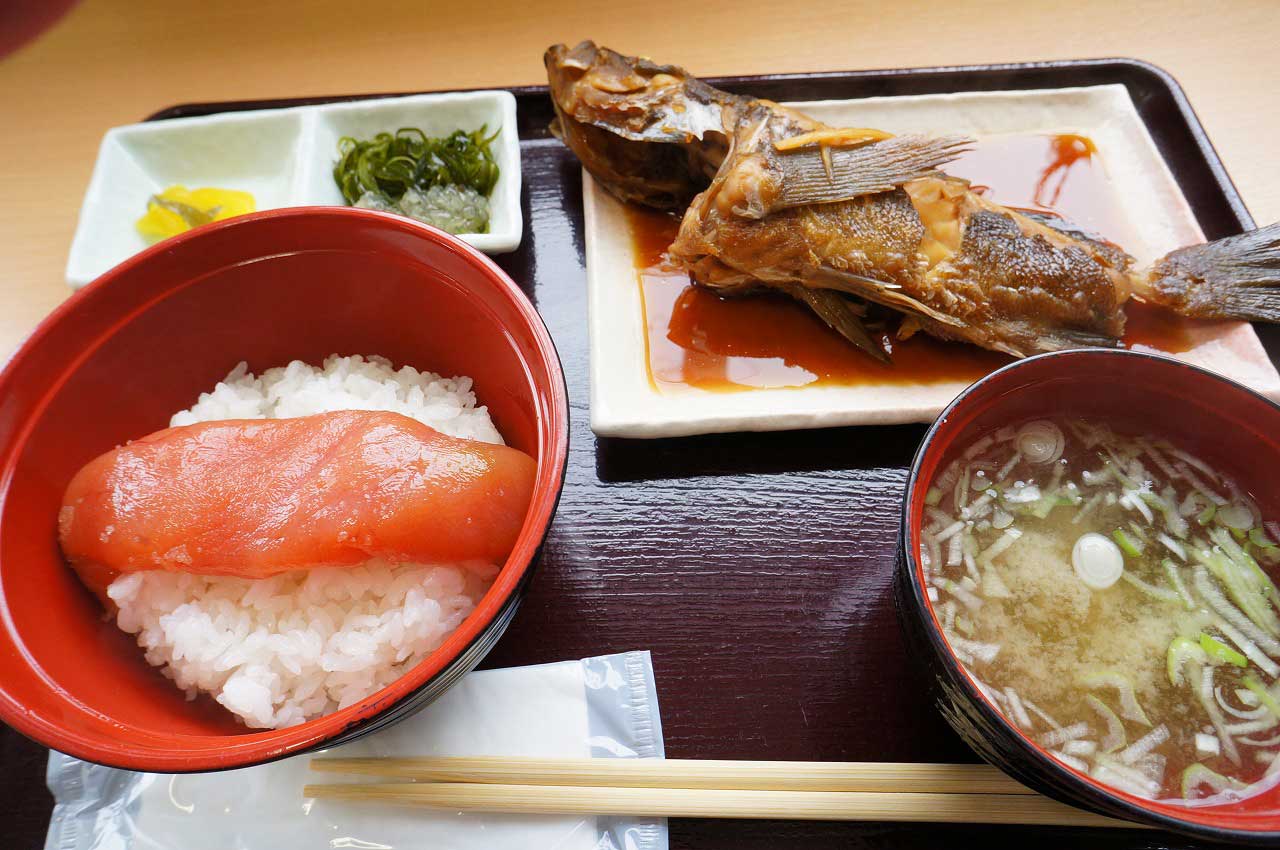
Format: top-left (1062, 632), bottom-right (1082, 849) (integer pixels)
top-left (66, 91), bottom-right (521, 288)
top-left (584, 84), bottom-right (1280, 439)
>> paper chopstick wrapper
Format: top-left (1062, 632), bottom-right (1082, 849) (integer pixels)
top-left (45, 651), bottom-right (667, 850)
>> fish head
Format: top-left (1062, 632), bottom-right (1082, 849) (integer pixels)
top-left (545, 41), bottom-right (740, 209)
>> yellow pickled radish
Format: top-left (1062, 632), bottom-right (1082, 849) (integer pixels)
top-left (135, 185), bottom-right (256, 243)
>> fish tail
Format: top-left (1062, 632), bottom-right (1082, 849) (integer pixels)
top-left (1138, 222), bottom-right (1280, 321)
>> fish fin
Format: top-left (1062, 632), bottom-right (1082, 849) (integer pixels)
top-left (811, 267), bottom-right (966, 329)
top-left (1141, 222), bottom-right (1280, 321)
top-left (923, 315), bottom-right (1122, 358)
top-left (768, 134), bottom-right (973, 215)
top-left (1020, 324), bottom-right (1124, 354)
top-left (788, 286), bottom-right (889, 363)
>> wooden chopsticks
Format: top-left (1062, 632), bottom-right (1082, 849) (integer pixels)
top-left (304, 756), bottom-right (1137, 828)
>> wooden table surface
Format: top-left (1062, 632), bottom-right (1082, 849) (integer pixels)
top-left (2, 1), bottom-right (1278, 848)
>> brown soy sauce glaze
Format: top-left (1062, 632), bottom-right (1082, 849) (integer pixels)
top-left (629, 134), bottom-right (1195, 393)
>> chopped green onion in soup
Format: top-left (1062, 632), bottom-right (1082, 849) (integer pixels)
top-left (920, 416), bottom-right (1280, 801)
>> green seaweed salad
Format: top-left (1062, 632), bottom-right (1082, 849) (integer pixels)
top-left (333, 126), bottom-right (500, 234)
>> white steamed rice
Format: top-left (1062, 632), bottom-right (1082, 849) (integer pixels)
top-left (106, 354), bottom-right (504, 729)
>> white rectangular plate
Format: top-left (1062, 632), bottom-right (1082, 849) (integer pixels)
top-left (67, 91), bottom-right (521, 288)
top-left (584, 84), bottom-right (1280, 439)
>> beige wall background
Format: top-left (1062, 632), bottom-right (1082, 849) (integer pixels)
top-left (1, 0), bottom-right (1276, 353)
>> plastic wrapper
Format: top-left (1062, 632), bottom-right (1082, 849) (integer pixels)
top-left (45, 650), bottom-right (666, 850)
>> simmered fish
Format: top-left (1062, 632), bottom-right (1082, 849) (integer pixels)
top-left (547, 41), bottom-right (1280, 360)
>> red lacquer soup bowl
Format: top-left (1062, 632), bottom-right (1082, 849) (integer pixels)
top-left (895, 349), bottom-right (1280, 842)
top-left (0, 207), bottom-right (568, 772)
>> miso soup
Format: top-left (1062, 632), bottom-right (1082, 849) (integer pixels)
top-left (921, 416), bottom-right (1280, 802)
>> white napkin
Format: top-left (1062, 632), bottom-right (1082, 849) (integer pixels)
top-left (46, 651), bottom-right (665, 850)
